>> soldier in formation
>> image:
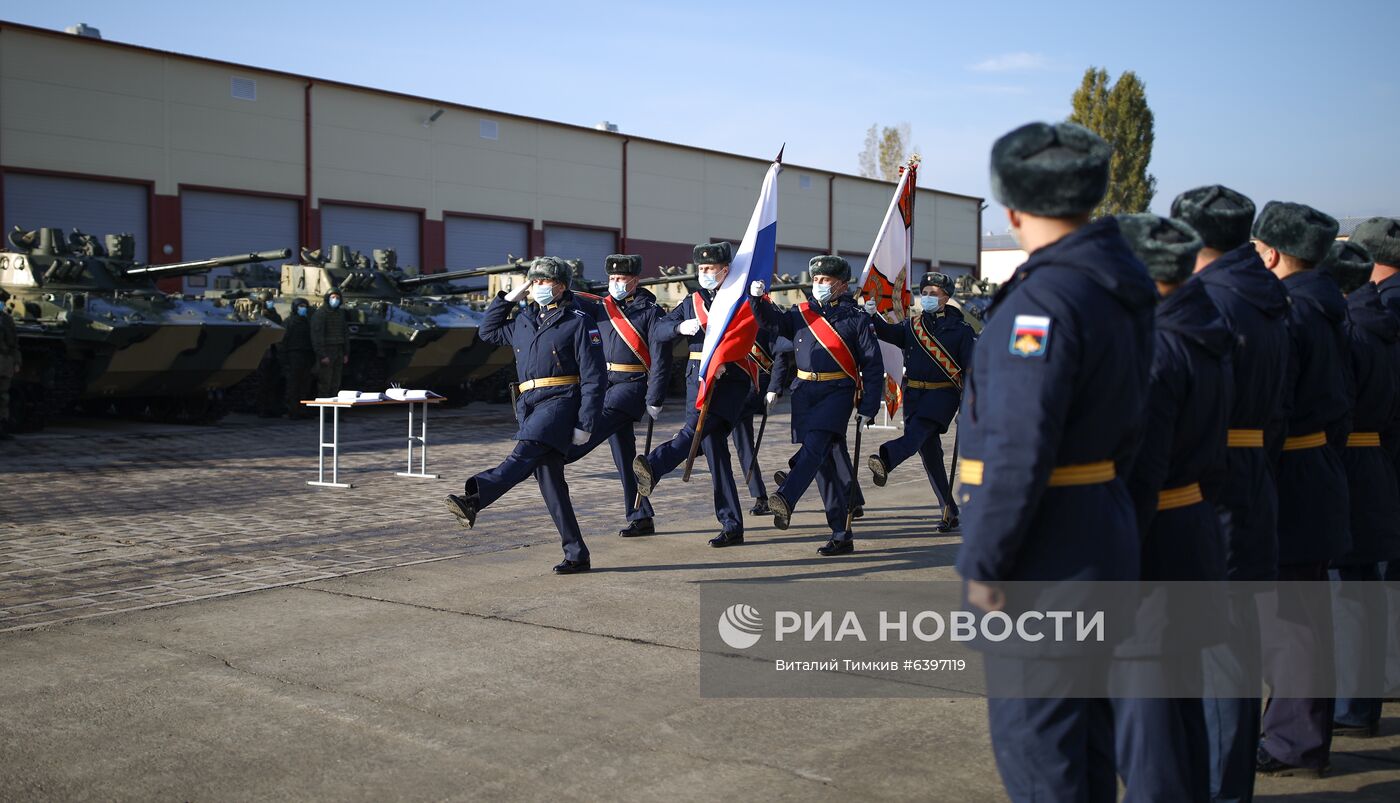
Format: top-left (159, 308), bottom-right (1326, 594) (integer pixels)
top-left (311, 288), bottom-right (349, 397)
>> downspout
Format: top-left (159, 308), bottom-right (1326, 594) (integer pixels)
top-left (826, 175), bottom-right (835, 254)
top-left (620, 137), bottom-right (630, 253)
top-left (976, 202), bottom-right (985, 280)
top-left (303, 81), bottom-right (313, 250)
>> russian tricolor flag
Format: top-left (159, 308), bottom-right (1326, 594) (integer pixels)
top-left (695, 156), bottom-right (780, 409)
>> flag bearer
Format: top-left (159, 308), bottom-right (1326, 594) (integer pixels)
top-left (863, 271), bottom-right (977, 531)
top-left (751, 255), bottom-right (884, 556)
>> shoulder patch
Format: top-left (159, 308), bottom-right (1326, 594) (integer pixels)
top-left (1009, 314), bottom-right (1051, 358)
top-left (589, 328), bottom-right (602, 346)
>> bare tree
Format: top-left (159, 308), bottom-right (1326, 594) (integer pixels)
top-left (858, 123), bottom-right (917, 182)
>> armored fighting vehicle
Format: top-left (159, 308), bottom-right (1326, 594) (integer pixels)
top-left (0, 226), bottom-right (290, 430)
top-left (952, 274), bottom-right (998, 331)
top-left (255, 245), bottom-right (521, 400)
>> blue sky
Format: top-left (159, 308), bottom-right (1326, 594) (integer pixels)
top-left (11, 0), bottom-right (1398, 230)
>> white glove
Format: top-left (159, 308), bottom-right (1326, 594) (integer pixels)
top-left (677, 318), bottom-right (701, 336)
top-left (863, 299), bottom-right (878, 315)
top-left (764, 391), bottom-right (778, 408)
top-left (505, 281), bottom-right (530, 303)
top-left (572, 428), bottom-right (590, 446)
top-left (750, 280), bottom-right (766, 297)
top-left (647, 405), bottom-right (663, 420)
top-left (855, 414), bottom-right (874, 429)
top-left (715, 364), bottom-right (727, 378)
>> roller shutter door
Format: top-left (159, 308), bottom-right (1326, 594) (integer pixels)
top-left (180, 190), bottom-right (299, 292)
top-left (320, 203), bottom-right (421, 269)
top-left (939, 262), bottom-right (975, 281)
top-left (776, 247), bottom-right (822, 280)
top-left (444, 216), bottom-right (529, 270)
top-left (543, 225), bottom-right (616, 282)
top-left (840, 252), bottom-right (869, 275)
top-left (3, 173), bottom-right (148, 262)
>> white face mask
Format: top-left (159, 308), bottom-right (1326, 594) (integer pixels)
top-left (812, 282), bottom-right (834, 303)
top-left (698, 272), bottom-right (720, 290)
top-left (608, 280), bottom-right (629, 300)
top-left (531, 284), bottom-right (556, 306)
top-left (919, 295), bottom-right (942, 313)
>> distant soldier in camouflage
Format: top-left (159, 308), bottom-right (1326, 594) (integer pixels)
top-left (282, 297), bottom-right (315, 417)
top-left (254, 290), bottom-right (284, 417)
top-left (0, 288), bottom-right (18, 439)
top-left (311, 289), bottom-right (349, 396)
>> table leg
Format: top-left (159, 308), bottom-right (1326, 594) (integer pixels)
top-left (308, 404), bottom-right (353, 489)
top-left (397, 400), bottom-right (440, 480)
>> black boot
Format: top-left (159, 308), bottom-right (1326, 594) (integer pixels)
top-left (769, 492), bottom-right (792, 530)
top-left (619, 518), bottom-right (655, 537)
top-left (708, 531), bottom-right (744, 547)
top-left (868, 454), bottom-right (889, 487)
top-left (750, 497), bottom-right (771, 516)
top-left (553, 558), bottom-right (592, 574)
top-left (443, 493), bottom-right (478, 528)
top-left (818, 538), bottom-right (854, 556)
top-left (633, 455), bottom-right (655, 497)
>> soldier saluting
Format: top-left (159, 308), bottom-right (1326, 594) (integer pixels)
top-left (444, 257), bottom-right (605, 574)
top-left (566, 254), bottom-right (669, 537)
top-left (863, 271), bottom-right (977, 532)
top-left (954, 122), bottom-right (1156, 802)
top-left (751, 255), bottom-right (883, 556)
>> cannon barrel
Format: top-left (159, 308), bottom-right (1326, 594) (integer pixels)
top-left (125, 249), bottom-right (292, 277)
top-left (395, 259), bottom-right (532, 289)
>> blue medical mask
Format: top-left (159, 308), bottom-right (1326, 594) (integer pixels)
top-left (531, 284), bottom-right (557, 306)
top-left (919, 295), bottom-right (942, 313)
top-left (698, 273), bottom-right (720, 291)
top-left (296, 306), bottom-right (308, 317)
top-left (608, 280), bottom-right (629, 300)
top-left (264, 300), bottom-right (275, 310)
top-left (812, 282), bottom-right (833, 303)
top-left (328, 297), bottom-right (341, 309)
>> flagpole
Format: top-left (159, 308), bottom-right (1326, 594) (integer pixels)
top-left (682, 392), bottom-right (713, 483)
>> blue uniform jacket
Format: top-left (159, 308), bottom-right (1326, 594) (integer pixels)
top-left (955, 217), bottom-right (1157, 583)
top-left (480, 291), bottom-right (605, 453)
top-left (650, 289), bottom-right (757, 427)
top-left (574, 288), bottom-right (669, 421)
top-left (738, 331), bottom-right (795, 418)
top-left (1196, 243), bottom-right (1291, 580)
top-left (1338, 283), bottom-right (1400, 564)
top-left (870, 304), bottom-right (977, 428)
top-left (1125, 278), bottom-right (1233, 581)
top-left (755, 293), bottom-right (883, 440)
top-left (1278, 269), bottom-right (1353, 564)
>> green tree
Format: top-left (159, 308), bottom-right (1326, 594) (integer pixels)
top-left (1068, 68), bottom-right (1156, 215)
top-left (858, 123), bottom-right (916, 182)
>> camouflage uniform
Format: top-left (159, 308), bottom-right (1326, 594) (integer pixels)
top-left (0, 291), bottom-right (18, 435)
top-left (282, 301), bottom-right (315, 417)
top-left (310, 292), bottom-right (349, 396)
top-left (254, 293), bottom-right (284, 416)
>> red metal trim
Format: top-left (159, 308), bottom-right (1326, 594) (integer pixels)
top-left (422, 218), bottom-right (445, 273)
top-left (0, 21), bottom-right (985, 206)
top-left (620, 137), bottom-right (630, 253)
top-left (303, 81), bottom-right (313, 250)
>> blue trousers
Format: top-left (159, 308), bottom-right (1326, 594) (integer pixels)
top-left (731, 413), bottom-right (767, 500)
top-left (1331, 563), bottom-right (1385, 727)
top-left (987, 687), bottom-right (1117, 803)
top-left (776, 429), bottom-right (855, 542)
top-left (1202, 589), bottom-right (1262, 803)
top-left (468, 439), bottom-right (588, 562)
top-left (1114, 693), bottom-right (1209, 802)
top-left (1259, 562), bottom-right (1334, 770)
top-left (566, 406), bottom-right (655, 523)
top-left (647, 416), bottom-right (743, 535)
top-left (879, 414), bottom-right (956, 517)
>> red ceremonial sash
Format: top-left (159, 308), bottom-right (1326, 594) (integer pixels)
top-left (749, 341), bottom-right (774, 372)
top-left (692, 291), bottom-right (760, 391)
top-left (602, 295), bottom-right (651, 369)
top-left (798, 301), bottom-right (860, 385)
top-left (912, 314), bottom-right (963, 390)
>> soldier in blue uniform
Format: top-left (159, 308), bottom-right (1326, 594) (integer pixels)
top-left (1323, 238), bottom-right (1400, 740)
top-left (1112, 214), bottom-right (1233, 801)
top-left (863, 271), bottom-right (977, 531)
top-left (1171, 184), bottom-right (1290, 802)
top-left (954, 122), bottom-right (1156, 802)
top-left (633, 242), bottom-right (755, 547)
top-left (749, 255), bottom-right (882, 555)
top-left (1252, 201), bottom-right (1351, 777)
top-left (443, 257), bottom-right (605, 574)
top-left (1351, 217), bottom-right (1400, 702)
top-left (729, 330), bottom-right (793, 515)
top-left (566, 254), bottom-right (669, 537)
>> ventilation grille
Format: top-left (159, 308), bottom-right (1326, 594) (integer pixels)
top-left (479, 120), bottom-right (499, 140)
top-left (230, 77), bottom-right (257, 101)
